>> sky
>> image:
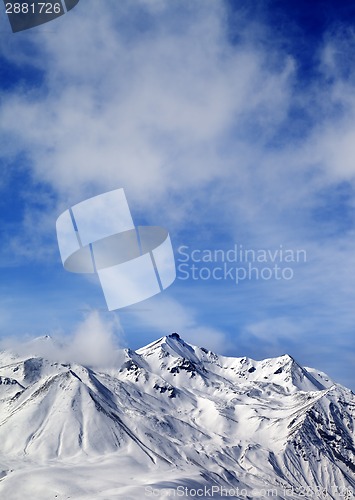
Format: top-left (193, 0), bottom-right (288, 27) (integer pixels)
top-left (1, 0), bottom-right (355, 389)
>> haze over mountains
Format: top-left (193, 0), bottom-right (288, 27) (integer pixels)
top-left (0, 333), bottom-right (354, 499)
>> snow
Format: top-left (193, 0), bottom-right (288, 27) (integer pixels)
top-left (0, 333), bottom-right (354, 499)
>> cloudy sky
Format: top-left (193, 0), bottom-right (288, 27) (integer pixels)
top-left (1, 0), bottom-right (355, 388)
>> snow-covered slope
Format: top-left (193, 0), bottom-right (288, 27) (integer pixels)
top-left (0, 333), bottom-right (354, 499)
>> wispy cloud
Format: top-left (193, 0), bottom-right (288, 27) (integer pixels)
top-left (0, 1), bottom-right (294, 221)
top-left (128, 295), bottom-right (230, 353)
top-left (0, 310), bottom-right (124, 368)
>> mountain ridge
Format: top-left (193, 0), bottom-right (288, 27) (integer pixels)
top-left (0, 333), bottom-right (354, 499)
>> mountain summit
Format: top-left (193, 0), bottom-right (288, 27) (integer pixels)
top-left (0, 334), bottom-right (354, 499)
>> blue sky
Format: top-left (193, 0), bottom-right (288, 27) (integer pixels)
top-left (1, 0), bottom-right (355, 389)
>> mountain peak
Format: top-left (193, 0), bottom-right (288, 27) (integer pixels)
top-left (168, 332), bottom-right (180, 340)
top-left (137, 333), bottom-right (200, 365)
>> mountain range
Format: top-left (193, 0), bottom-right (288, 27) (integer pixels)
top-left (0, 333), bottom-right (354, 499)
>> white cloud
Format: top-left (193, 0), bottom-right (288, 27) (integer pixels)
top-left (243, 317), bottom-right (304, 344)
top-left (130, 295), bottom-right (230, 353)
top-left (0, 0), bottom-right (294, 220)
top-left (0, 310), bottom-right (124, 368)
top-left (67, 310), bottom-right (124, 367)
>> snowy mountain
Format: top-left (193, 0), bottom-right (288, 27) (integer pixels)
top-left (0, 333), bottom-right (354, 499)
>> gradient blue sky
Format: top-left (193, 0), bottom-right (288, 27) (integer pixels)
top-left (1, 0), bottom-right (355, 389)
